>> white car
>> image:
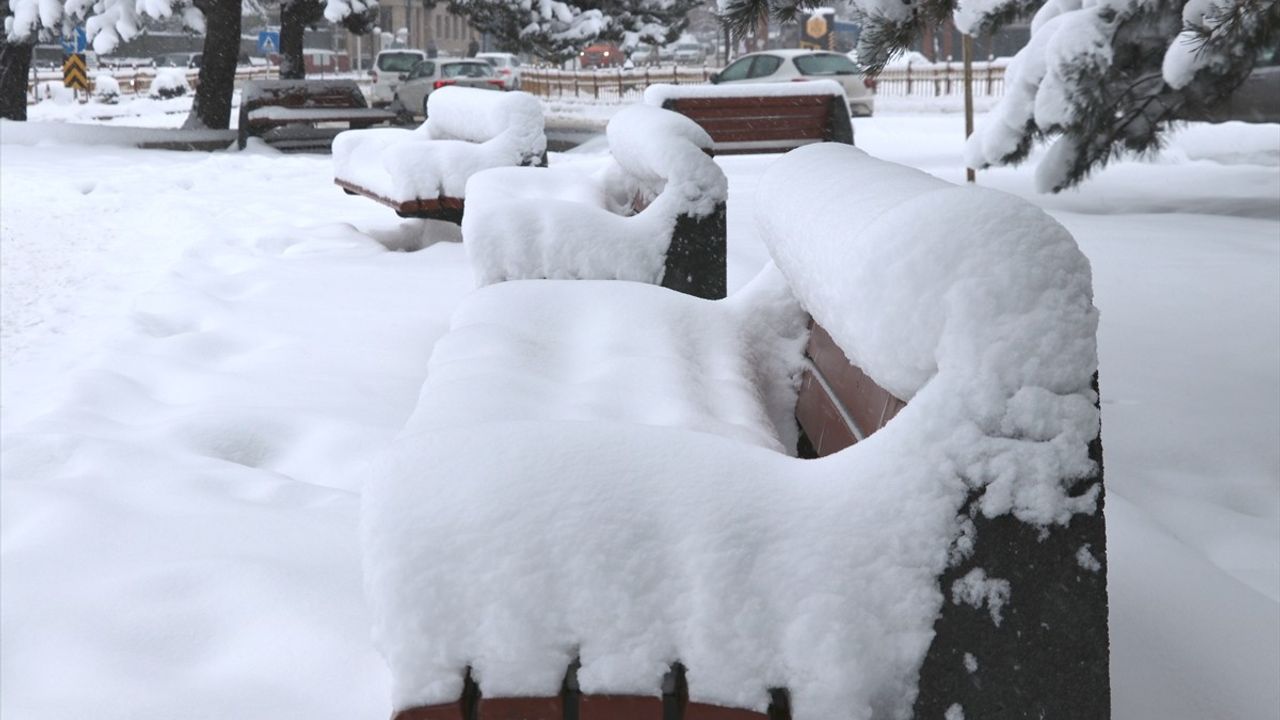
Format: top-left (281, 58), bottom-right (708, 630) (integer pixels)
top-left (673, 41), bottom-right (704, 65)
top-left (712, 50), bottom-right (876, 116)
top-left (370, 49), bottom-right (427, 107)
top-left (477, 52), bottom-right (522, 90)
top-left (393, 58), bottom-right (504, 118)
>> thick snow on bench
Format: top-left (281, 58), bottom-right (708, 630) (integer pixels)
top-left (331, 88), bottom-right (545, 202)
top-left (462, 104), bottom-right (726, 286)
top-left (758, 144), bottom-right (1100, 524)
top-left (642, 79), bottom-right (847, 105)
top-left (364, 148), bottom-right (1102, 718)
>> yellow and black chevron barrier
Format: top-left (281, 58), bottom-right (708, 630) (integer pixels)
top-left (62, 53), bottom-right (88, 92)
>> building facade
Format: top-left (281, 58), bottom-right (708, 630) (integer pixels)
top-left (340, 0), bottom-right (487, 67)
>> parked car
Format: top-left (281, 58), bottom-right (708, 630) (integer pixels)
top-left (477, 52), bottom-right (522, 90)
top-left (673, 41), bottom-right (705, 65)
top-left (579, 43), bottom-right (623, 69)
top-left (629, 45), bottom-right (657, 66)
top-left (711, 50), bottom-right (876, 116)
top-left (370, 49), bottom-right (428, 107)
top-left (393, 58), bottom-right (503, 118)
top-left (153, 52), bottom-right (202, 69)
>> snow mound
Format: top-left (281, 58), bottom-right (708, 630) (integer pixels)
top-left (366, 147), bottom-right (1102, 716)
top-left (332, 88), bottom-right (546, 201)
top-left (149, 68), bottom-right (190, 99)
top-left (462, 104), bottom-right (726, 287)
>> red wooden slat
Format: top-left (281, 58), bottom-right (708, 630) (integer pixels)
top-left (702, 126), bottom-right (828, 143)
top-left (670, 96), bottom-right (831, 111)
top-left (671, 105), bottom-right (830, 122)
top-left (580, 694), bottom-right (664, 719)
top-left (694, 116), bottom-right (831, 133)
top-left (795, 369), bottom-right (858, 457)
top-left (477, 696), bottom-right (563, 720)
top-left (806, 324), bottom-right (905, 439)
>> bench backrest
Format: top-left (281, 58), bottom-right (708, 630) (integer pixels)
top-left (795, 322), bottom-right (905, 457)
top-left (644, 82), bottom-right (854, 154)
top-left (240, 79), bottom-right (368, 115)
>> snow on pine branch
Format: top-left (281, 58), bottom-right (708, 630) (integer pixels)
top-left (967, 0), bottom-right (1279, 191)
top-left (7, 0), bottom-right (201, 53)
top-left (324, 0), bottom-right (378, 24)
top-left (1163, 0), bottom-right (1279, 88)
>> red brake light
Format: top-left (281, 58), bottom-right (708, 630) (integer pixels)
top-left (487, 79), bottom-right (504, 86)
top-left (863, 77), bottom-right (878, 90)
top-left (433, 79), bottom-right (455, 90)
top-left (790, 77), bottom-right (810, 82)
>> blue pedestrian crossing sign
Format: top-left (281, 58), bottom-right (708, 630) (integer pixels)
top-left (258, 30), bottom-right (280, 53)
top-left (61, 27), bottom-right (87, 54)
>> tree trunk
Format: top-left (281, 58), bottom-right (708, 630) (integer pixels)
top-left (0, 5), bottom-right (34, 121)
top-left (279, 0), bottom-right (309, 80)
top-left (184, 0), bottom-right (242, 129)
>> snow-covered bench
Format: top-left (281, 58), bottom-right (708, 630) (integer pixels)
top-left (461, 104), bottom-right (728, 300)
top-left (236, 80), bottom-right (396, 152)
top-left (365, 144), bottom-right (1110, 720)
top-left (643, 82), bottom-right (854, 155)
top-left (333, 87), bottom-right (547, 224)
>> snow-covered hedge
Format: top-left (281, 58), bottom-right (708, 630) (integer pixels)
top-left (364, 144), bottom-right (1102, 717)
top-left (332, 88), bottom-right (545, 202)
top-left (148, 68), bottom-right (190, 99)
top-left (462, 104), bottom-right (726, 286)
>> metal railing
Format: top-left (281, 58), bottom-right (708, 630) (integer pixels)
top-left (521, 61), bottom-right (1009, 103)
top-left (27, 65), bottom-right (280, 101)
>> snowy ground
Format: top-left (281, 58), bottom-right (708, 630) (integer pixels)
top-left (1, 107), bottom-right (1277, 720)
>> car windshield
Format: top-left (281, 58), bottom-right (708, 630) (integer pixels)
top-left (793, 53), bottom-right (859, 76)
top-left (482, 56), bottom-right (509, 67)
top-left (442, 62), bottom-right (493, 78)
top-left (377, 52), bottom-right (423, 72)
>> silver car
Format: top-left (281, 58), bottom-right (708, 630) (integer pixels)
top-left (477, 52), bottom-right (522, 90)
top-left (712, 50), bottom-right (876, 116)
top-left (393, 58), bottom-right (504, 119)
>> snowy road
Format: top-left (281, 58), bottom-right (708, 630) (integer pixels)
top-left (2, 113), bottom-right (1277, 719)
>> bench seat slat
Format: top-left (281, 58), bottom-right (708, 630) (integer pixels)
top-left (693, 116), bottom-right (833, 133)
top-left (807, 324), bottom-right (905, 438)
top-left (700, 126), bottom-right (829, 143)
top-left (334, 178), bottom-right (465, 221)
top-left (669, 96), bottom-right (832, 110)
top-left (668, 105), bottom-right (832, 123)
top-left (702, 139), bottom-right (823, 154)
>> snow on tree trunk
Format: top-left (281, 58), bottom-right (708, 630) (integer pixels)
top-left (184, 0), bottom-right (242, 129)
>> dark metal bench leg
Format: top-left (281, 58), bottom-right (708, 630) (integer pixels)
top-left (663, 202), bottom-right (727, 300)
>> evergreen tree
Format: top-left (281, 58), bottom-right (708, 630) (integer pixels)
top-left (719, 0), bottom-right (1279, 191)
top-left (431, 0), bottom-right (700, 62)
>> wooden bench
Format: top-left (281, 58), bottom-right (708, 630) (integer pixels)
top-left (644, 82), bottom-right (854, 155)
top-left (333, 88), bottom-right (547, 225)
top-left (237, 79), bottom-right (396, 152)
top-left (461, 104), bottom-right (727, 299)
top-left (370, 145), bottom-right (1110, 720)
